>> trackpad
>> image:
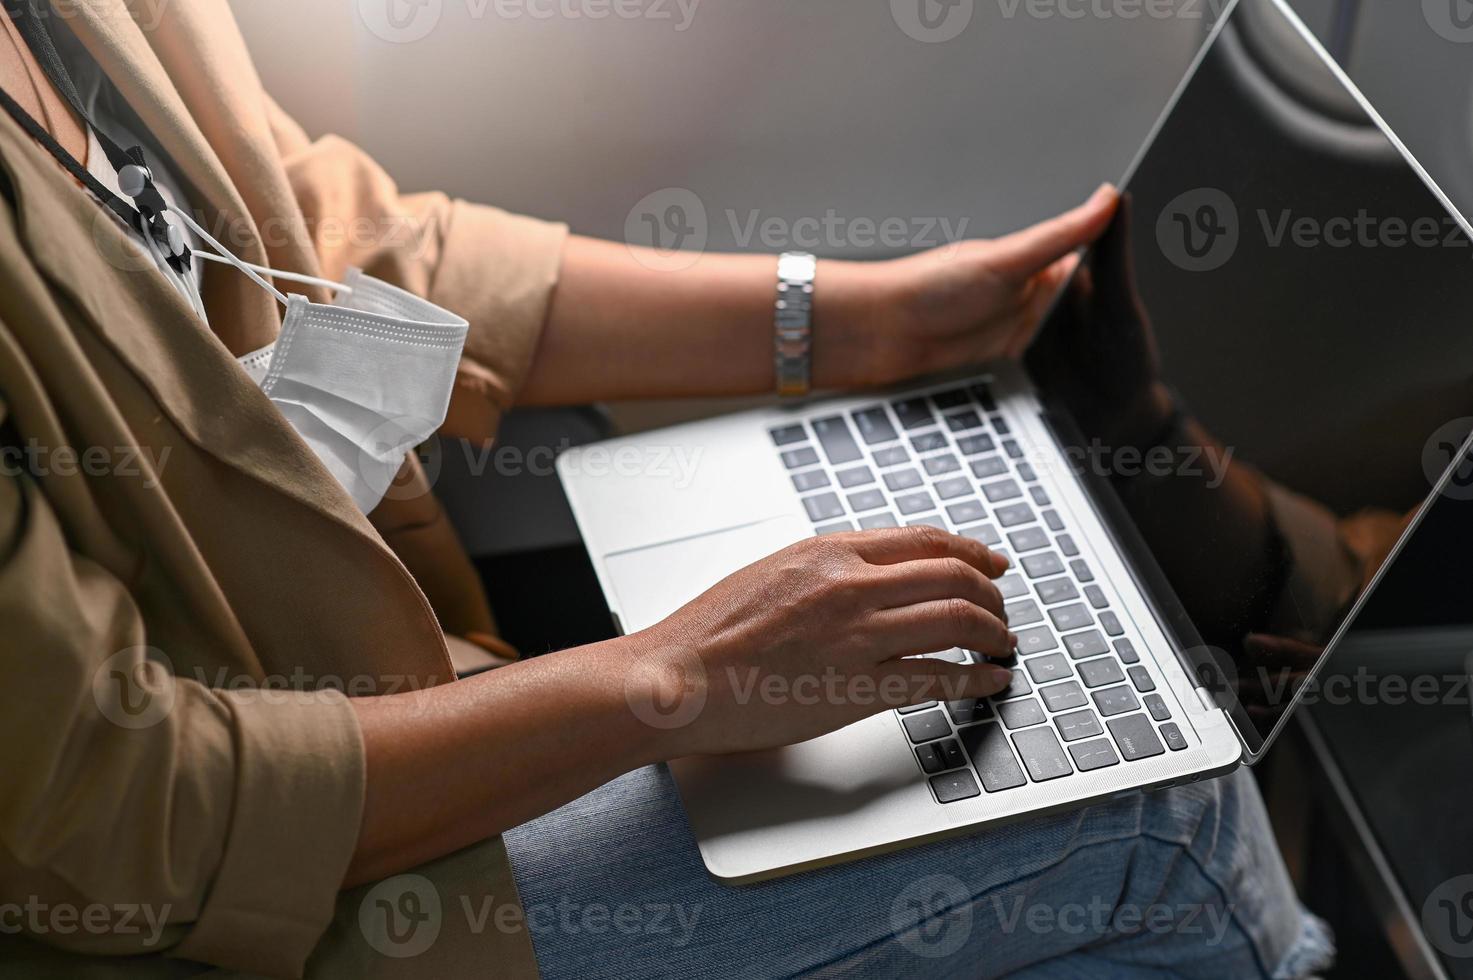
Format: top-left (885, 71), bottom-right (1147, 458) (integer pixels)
top-left (605, 515), bottom-right (810, 632)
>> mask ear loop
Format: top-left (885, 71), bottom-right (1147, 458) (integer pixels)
top-left (166, 205), bottom-right (356, 305)
top-left (141, 217), bottom-right (209, 322)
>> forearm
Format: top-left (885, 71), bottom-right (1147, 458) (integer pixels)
top-left (344, 634), bottom-right (665, 887)
top-left (518, 235), bottom-right (879, 404)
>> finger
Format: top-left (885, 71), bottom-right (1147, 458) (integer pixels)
top-left (867, 599), bottom-right (1015, 660)
top-left (860, 557), bottom-right (1006, 620)
top-left (866, 660), bottom-right (1014, 711)
top-left (989, 183), bottom-right (1119, 282)
top-left (843, 525), bottom-right (1009, 578)
top-left (1001, 254), bottom-right (1078, 360)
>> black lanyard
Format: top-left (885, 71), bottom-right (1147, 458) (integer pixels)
top-left (1, 0), bottom-right (191, 274)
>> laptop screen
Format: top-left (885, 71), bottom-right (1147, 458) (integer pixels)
top-left (1025, 0), bottom-right (1473, 757)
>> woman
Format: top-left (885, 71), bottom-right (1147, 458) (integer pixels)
top-left (0, 1), bottom-right (1330, 977)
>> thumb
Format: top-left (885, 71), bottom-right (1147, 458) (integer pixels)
top-left (989, 183), bottom-right (1118, 282)
top-left (872, 660), bottom-right (1014, 711)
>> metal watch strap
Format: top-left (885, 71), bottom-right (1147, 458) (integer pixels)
top-left (774, 251), bottom-right (817, 397)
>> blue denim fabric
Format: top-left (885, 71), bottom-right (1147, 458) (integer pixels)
top-left (504, 766), bottom-right (1333, 979)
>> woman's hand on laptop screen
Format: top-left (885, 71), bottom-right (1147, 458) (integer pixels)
top-left (823, 184), bottom-right (1117, 389)
top-left (625, 526), bottom-right (1018, 758)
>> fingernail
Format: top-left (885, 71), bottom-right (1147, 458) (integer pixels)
top-left (992, 553), bottom-right (1010, 573)
top-left (986, 666), bottom-right (1014, 686)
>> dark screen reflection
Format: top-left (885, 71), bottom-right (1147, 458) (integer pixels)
top-left (1026, 0), bottom-right (1473, 753)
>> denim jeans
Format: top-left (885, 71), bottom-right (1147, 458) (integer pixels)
top-left (504, 765), bottom-right (1333, 978)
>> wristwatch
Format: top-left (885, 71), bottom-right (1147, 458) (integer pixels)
top-left (774, 251), bottom-right (817, 397)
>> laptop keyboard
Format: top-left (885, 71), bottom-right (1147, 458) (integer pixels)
top-left (769, 382), bottom-right (1190, 805)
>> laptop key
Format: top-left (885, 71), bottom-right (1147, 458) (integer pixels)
top-left (1042, 509), bottom-right (1065, 531)
top-left (1054, 709), bottom-right (1104, 742)
top-left (902, 710), bottom-right (952, 744)
top-left (994, 503), bottom-right (1035, 528)
top-left (1036, 577), bottom-right (1080, 604)
top-left (1078, 657), bottom-right (1126, 689)
top-left (892, 397), bottom-right (935, 430)
top-left (1048, 603), bottom-right (1092, 633)
top-left (981, 479), bottom-right (1023, 503)
top-left (946, 500), bottom-right (987, 526)
top-left (803, 493), bottom-right (845, 522)
top-left (1069, 737), bottom-right (1120, 772)
top-left (1029, 486), bottom-right (1051, 506)
top-left (873, 445), bottom-right (910, 468)
top-left (996, 575), bottom-right (1028, 599)
top-left (915, 742), bottom-right (947, 774)
top-left (911, 430), bottom-right (949, 454)
top-left (971, 455), bottom-right (1009, 479)
top-left (957, 433), bottom-right (997, 457)
top-left (1003, 599), bottom-right (1043, 628)
top-left (770, 424), bottom-right (807, 446)
top-left (946, 698), bottom-right (994, 726)
top-left (852, 406), bottom-right (899, 445)
top-left (1070, 559), bottom-right (1095, 582)
top-left (1114, 638), bottom-right (1140, 664)
top-left (990, 416), bottom-right (1011, 435)
top-left (837, 465), bottom-right (875, 488)
top-left (781, 446), bottom-right (819, 469)
top-left (934, 476), bottom-right (973, 500)
top-left (1025, 653), bottom-right (1073, 685)
top-left (812, 415), bottom-right (863, 465)
top-left (960, 724), bottom-right (1027, 792)
top-left (1017, 462), bottom-right (1037, 482)
top-left (1039, 680), bottom-right (1088, 712)
top-left (1022, 552), bottom-right (1065, 579)
top-left (998, 697), bottom-right (1046, 729)
top-left (1009, 527), bottom-right (1051, 553)
top-left (931, 388), bottom-right (972, 410)
top-left (883, 468), bottom-right (924, 492)
top-left (859, 513), bottom-right (899, 530)
top-left (971, 383), bottom-right (999, 412)
top-left (1064, 630), bottom-right (1110, 660)
top-left (1160, 723), bottom-right (1188, 751)
top-left (847, 489), bottom-right (887, 513)
top-left (923, 454), bottom-right (962, 477)
top-left (1100, 612), bottom-right (1124, 637)
top-left (1144, 693), bottom-right (1171, 721)
top-left (1084, 585), bottom-right (1108, 610)
top-left (1108, 714), bottom-right (1165, 761)
top-left (895, 491), bottom-right (936, 516)
top-left (938, 738), bottom-right (968, 769)
top-left (1013, 727), bottom-right (1073, 782)
top-left (1003, 440), bottom-right (1024, 460)
top-left (946, 410), bottom-right (984, 432)
top-left (792, 470), bottom-right (831, 492)
top-left (1057, 533), bottom-right (1080, 557)
top-left (1128, 666), bottom-right (1156, 693)
top-left (1013, 626), bottom-right (1059, 656)
top-left (815, 521), bottom-right (854, 535)
top-left (1001, 671), bottom-right (1032, 699)
top-left (961, 524), bottom-right (1002, 547)
top-left (899, 701), bottom-right (937, 714)
top-left (1092, 685), bottom-right (1140, 717)
top-left (930, 769), bottom-right (982, 803)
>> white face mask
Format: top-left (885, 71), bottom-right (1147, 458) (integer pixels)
top-left (172, 207), bottom-right (468, 513)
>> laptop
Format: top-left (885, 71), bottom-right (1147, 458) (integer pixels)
top-left (558, 0), bottom-right (1473, 883)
